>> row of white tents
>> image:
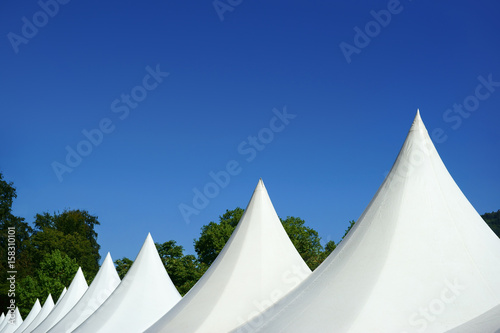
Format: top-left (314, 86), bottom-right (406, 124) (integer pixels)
top-left (2, 111), bottom-right (500, 332)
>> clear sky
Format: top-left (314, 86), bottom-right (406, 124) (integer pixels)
top-left (1, 0), bottom-right (499, 262)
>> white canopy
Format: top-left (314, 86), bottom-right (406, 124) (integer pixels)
top-left (54, 288), bottom-right (66, 306)
top-left (18, 294), bottom-right (54, 333)
top-left (13, 299), bottom-right (40, 333)
top-left (47, 253), bottom-right (120, 333)
top-left (0, 308), bottom-right (22, 333)
top-left (233, 111), bottom-right (500, 333)
top-left (446, 303), bottom-right (500, 332)
top-left (146, 179), bottom-right (312, 333)
top-left (0, 314), bottom-right (8, 332)
top-left (73, 233), bottom-right (181, 333)
top-left (31, 268), bottom-right (88, 333)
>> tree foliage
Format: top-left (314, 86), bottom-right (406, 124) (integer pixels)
top-left (156, 241), bottom-right (207, 295)
top-left (281, 216), bottom-right (324, 270)
top-left (0, 172), bottom-right (102, 316)
top-left (341, 220), bottom-right (356, 241)
top-left (115, 257), bottom-right (134, 280)
top-left (114, 241), bottom-right (207, 296)
top-left (193, 208), bottom-right (335, 271)
top-left (17, 249), bottom-right (79, 317)
top-left (0, 173), bottom-right (34, 313)
top-left (10, 168), bottom-right (498, 318)
top-left (30, 210), bottom-right (101, 279)
top-left (194, 208), bottom-right (244, 266)
top-left (482, 210), bottom-right (500, 238)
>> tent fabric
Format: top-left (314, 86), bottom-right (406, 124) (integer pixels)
top-left (146, 179), bottom-right (312, 333)
top-left (445, 303), bottom-right (500, 333)
top-left (73, 233), bottom-right (181, 333)
top-left (0, 312), bottom-right (9, 331)
top-left (13, 299), bottom-right (41, 333)
top-left (31, 268), bottom-right (88, 333)
top-left (18, 295), bottom-right (54, 333)
top-left (232, 111), bottom-right (500, 333)
top-left (0, 314), bottom-right (5, 326)
top-left (0, 308), bottom-right (22, 333)
top-left (54, 288), bottom-right (66, 306)
top-left (47, 253), bottom-right (121, 333)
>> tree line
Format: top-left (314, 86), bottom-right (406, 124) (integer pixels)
top-left (1, 172), bottom-right (499, 317)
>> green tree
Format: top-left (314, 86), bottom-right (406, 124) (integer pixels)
top-left (194, 208), bottom-right (328, 270)
top-left (114, 242), bottom-right (207, 295)
top-left (29, 210), bottom-right (101, 280)
top-left (341, 220), bottom-right (356, 241)
top-left (0, 173), bottom-right (34, 312)
top-left (281, 216), bottom-right (324, 270)
top-left (482, 210), bottom-right (500, 238)
top-left (156, 241), bottom-right (207, 295)
top-left (17, 249), bottom-right (79, 317)
top-left (318, 240), bottom-right (337, 263)
top-left (114, 257), bottom-right (134, 280)
top-left (194, 208), bottom-right (244, 266)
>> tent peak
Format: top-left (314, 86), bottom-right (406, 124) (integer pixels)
top-left (414, 108), bottom-right (421, 121)
top-left (410, 108), bottom-right (425, 132)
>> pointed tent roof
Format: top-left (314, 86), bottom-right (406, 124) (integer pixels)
top-left (146, 179), bottom-right (312, 333)
top-left (0, 314), bottom-right (4, 326)
top-left (234, 111), bottom-right (500, 332)
top-left (0, 313), bottom-right (9, 331)
top-left (18, 294), bottom-right (54, 333)
top-left (14, 299), bottom-right (41, 333)
top-left (31, 268), bottom-right (88, 333)
top-left (54, 288), bottom-right (66, 306)
top-left (47, 253), bottom-right (121, 333)
top-left (73, 233), bottom-right (181, 333)
top-left (0, 308), bottom-right (22, 333)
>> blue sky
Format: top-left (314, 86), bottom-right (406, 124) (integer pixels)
top-left (1, 0), bottom-right (499, 262)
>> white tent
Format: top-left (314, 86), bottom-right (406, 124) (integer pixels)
top-left (73, 233), bottom-right (181, 333)
top-left (18, 294), bottom-right (54, 333)
top-left (146, 179), bottom-right (312, 333)
top-left (233, 111), bottom-right (500, 333)
top-left (0, 314), bottom-right (5, 327)
top-left (54, 288), bottom-right (66, 306)
top-left (31, 268), bottom-right (88, 333)
top-left (0, 308), bottom-right (22, 333)
top-left (0, 310), bottom-right (12, 332)
top-left (13, 299), bottom-right (41, 333)
top-left (446, 304), bottom-right (500, 332)
top-left (48, 253), bottom-right (120, 333)
top-left (0, 314), bottom-right (7, 332)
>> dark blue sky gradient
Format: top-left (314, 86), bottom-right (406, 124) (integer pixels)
top-left (1, 0), bottom-right (499, 261)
